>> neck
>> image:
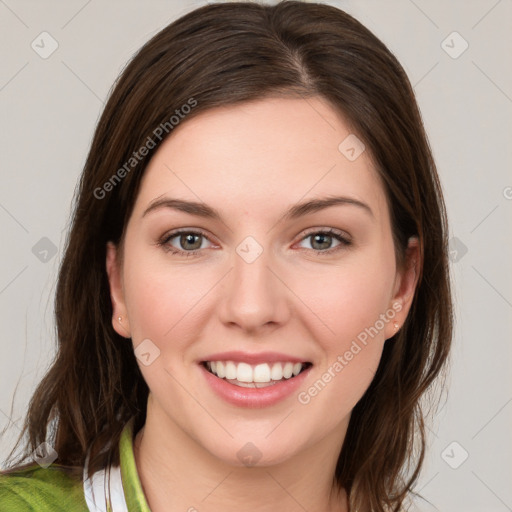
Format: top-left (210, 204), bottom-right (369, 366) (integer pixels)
top-left (133, 397), bottom-right (349, 512)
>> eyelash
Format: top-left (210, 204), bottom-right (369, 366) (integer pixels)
top-left (157, 228), bottom-right (352, 257)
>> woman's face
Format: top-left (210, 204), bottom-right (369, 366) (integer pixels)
top-left (107, 96), bottom-right (419, 467)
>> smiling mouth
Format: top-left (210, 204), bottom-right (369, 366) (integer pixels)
top-left (201, 361), bottom-right (313, 388)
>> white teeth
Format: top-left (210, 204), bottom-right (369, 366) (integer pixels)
top-left (271, 363), bottom-right (283, 381)
top-left (283, 362), bottom-right (293, 379)
top-left (237, 362), bottom-right (253, 382)
top-left (253, 363), bottom-right (271, 383)
top-left (225, 361), bottom-right (237, 380)
top-left (205, 360), bottom-right (308, 383)
top-left (215, 361), bottom-right (226, 378)
top-left (226, 379), bottom-right (278, 389)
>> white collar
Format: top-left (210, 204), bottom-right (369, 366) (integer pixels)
top-left (83, 451), bottom-right (128, 512)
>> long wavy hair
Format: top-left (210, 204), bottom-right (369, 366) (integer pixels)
top-left (1, 2), bottom-right (452, 510)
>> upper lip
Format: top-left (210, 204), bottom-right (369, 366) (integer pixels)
top-left (199, 351), bottom-right (312, 365)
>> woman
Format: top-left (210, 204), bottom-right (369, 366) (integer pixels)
top-left (0, 1), bottom-right (452, 511)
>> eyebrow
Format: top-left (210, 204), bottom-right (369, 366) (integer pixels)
top-left (142, 195), bottom-right (374, 222)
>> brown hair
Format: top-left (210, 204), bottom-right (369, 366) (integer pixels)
top-left (2, 2), bottom-right (452, 510)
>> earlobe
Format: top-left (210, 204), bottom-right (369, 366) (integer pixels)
top-left (106, 241), bottom-right (131, 338)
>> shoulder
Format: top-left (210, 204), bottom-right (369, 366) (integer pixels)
top-left (0, 463), bottom-right (89, 511)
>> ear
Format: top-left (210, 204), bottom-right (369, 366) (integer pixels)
top-left (384, 236), bottom-right (421, 340)
top-left (106, 241), bottom-right (131, 338)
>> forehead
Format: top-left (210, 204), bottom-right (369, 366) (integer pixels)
top-left (132, 96), bottom-right (388, 221)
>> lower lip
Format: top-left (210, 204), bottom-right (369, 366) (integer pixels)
top-left (199, 363), bottom-right (312, 408)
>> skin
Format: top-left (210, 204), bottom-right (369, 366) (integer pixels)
top-left (106, 96), bottom-right (420, 512)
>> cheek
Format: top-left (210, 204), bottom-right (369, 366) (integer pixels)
top-left (292, 249), bottom-right (395, 406)
top-left (122, 250), bottom-right (210, 344)
top-left (293, 250), bottom-right (396, 344)
top-left (122, 257), bottom-right (208, 395)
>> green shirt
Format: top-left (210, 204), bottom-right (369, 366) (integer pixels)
top-left (0, 418), bottom-right (151, 511)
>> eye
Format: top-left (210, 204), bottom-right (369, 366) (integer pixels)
top-left (157, 229), bottom-right (214, 256)
top-left (296, 228), bottom-right (352, 255)
top-left (157, 227), bottom-right (352, 257)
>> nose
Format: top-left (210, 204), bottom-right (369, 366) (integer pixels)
top-left (217, 247), bottom-right (290, 334)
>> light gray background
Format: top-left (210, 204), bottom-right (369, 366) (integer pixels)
top-left (1, 1), bottom-right (511, 510)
